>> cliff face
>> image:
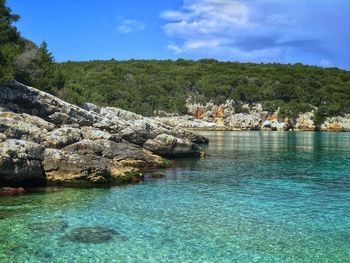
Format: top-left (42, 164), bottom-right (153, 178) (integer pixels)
top-left (0, 81), bottom-right (208, 188)
top-left (155, 100), bottom-right (350, 132)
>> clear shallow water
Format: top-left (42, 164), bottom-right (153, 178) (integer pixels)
top-left (1, 131), bottom-right (350, 263)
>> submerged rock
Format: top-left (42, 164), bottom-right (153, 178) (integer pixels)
top-left (63, 226), bottom-right (124, 244)
top-left (0, 187), bottom-right (25, 196)
top-left (27, 220), bottom-right (69, 233)
top-left (149, 172), bottom-right (166, 179)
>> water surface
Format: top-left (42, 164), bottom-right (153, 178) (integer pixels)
top-left (1, 131), bottom-right (350, 262)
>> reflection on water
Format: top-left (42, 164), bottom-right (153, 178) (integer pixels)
top-left (1, 131), bottom-right (350, 263)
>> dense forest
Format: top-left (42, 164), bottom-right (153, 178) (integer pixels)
top-left (1, 0), bottom-right (350, 125)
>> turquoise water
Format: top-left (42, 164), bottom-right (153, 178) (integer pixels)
top-left (1, 131), bottom-right (350, 263)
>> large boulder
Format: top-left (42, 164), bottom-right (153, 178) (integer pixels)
top-left (43, 148), bottom-right (143, 186)
top-left (63, 139), bottom-right (164, 167)
top-left (42, 139), bottom-right (166, 186)
top-left (0, 139), bottom-right (45, 186)
top-left (0, 81), bottom-right (103, 127)
top-left (43, 127), bottom-right (82, 149)
top-left (143, 134), bottom-right (200, 156)
top-left (43, 148), bottom-right (112, 186)
top-left (0, 112), bottom-right (54, 143)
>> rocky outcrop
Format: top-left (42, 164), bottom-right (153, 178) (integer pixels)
top-left (295, 112), bottom-right (315, 131)
top-left (0, 112), bottom-right (55, 143)
top-left (81, 127), bottom-right (121, 142)
top-left (158, 100), bottom-right (350, 132)
top-left (42, 139), bottom-right (162, 186)
top-left (320, 115), bottom-right (350, 132)
top-left (0, 139), bottom-right (46, 186)
top-left (62, 139), bottom-right (163, 166)
top-left (143, 134), bottom-right (200, 156)
top-left (43, 127), bottom-right (82, 149)
top-left (44, 149), bottom-right (144, 186)
top-left (99, 107), bottom-right (209, 147)
top-left (153, 115), bottom-right (216, 130)
top-left (0, 81), bottom-right (206, 188)
top-left (0, 81), bottom-right (103, 126)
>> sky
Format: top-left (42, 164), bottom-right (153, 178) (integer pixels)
top-left (7, 0), bottom-right (350, 69)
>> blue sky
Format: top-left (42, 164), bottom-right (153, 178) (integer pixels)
top-left (7, 0), bottom-right (350, 69)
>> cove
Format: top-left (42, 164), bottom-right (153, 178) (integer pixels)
top-left (1, 131), bottom-right (350, 262)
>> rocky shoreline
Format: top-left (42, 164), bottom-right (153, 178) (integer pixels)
top-left (0, 81), bottom-right (208, 191)
top-left (154, 100), bottom-right (350, 132)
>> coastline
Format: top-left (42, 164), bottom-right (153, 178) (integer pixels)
top-left (0, 81), bottom-right (208, 191)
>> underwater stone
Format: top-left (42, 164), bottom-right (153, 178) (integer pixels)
top-left (63, 226), bottom-right (124, 244)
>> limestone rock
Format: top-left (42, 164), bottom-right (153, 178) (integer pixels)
top-left (81, 127), bottom-right (121, 142)
top-left (0, 81), bottom-right (103, 127)
top-left (321, 115), bottom-right (350, 132)
top-left (295, 112), bottom-right (315, 131)
top-left (101, 106), bottom-right (208, 150)
top-left (81, 103), bottom-right (101, 114)
top-left (43, 148), bottom-right (112, 186)
top-left (143, 134), bottom-right (200, 156)
top-left (43, 127), bottom-right (82, 149)
top-left (226, 113), bottom-right (261, 130)
top-left (43, 148), bottom-right (143, 186)
top-left (63, 139), bottom-right (163, 166)
top-left (0, 133), bottom-right (6, 142)
top-left (0, 139), bottom-right (45, 186)
top-left (0, 112), bottom-right (54, 143)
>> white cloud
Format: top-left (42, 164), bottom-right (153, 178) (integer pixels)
top-left (160, 0), bottom-right (328, 63)
top-left (117, 19), bottom-right (145, 34)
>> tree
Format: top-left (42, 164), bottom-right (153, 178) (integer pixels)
top-left (0, 0), bottom-right (20, 81)
top-left (0, 0), bottom-right (20, 45)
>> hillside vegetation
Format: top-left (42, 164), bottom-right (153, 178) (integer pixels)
top-left (58, 60), bottom-right (350, 125)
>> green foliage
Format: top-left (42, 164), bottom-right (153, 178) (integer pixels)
top-left (0, 0), bottom-right (20, 45)
top-left (0, 0), bottom-right (63, 93)
top-left (278, 101), bottom-right (314, 120)
top-left (56, 60), bottom-right (350, 119)
top-left (0, 0), bottom-right (20, 82)
top-left (314, 103), bottom-right (342, 127)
